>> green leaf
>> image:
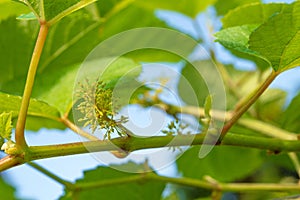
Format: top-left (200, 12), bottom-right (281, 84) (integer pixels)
top-left (0, 0), bottom-right (30, 21)
top-left (0, 112), bottom-right (12, 140)
top-left (75, 57), bottom-right (143, 108)
top-left (0, 2), bottom-right (169, 116)
top-left (249, 2), bottom-right (300, 71)
top-left (0, 17), bottom-right (36, 92)
top-left (177, 146), bottom-right (264, 182)
top-left (222, 3), bottom-right (287, 28)
top-left (214, 0), bottom-right (260, 16)
top-left (0, 176), bottom-right (16, 200)
top-left (135, 0), bottom-right (216, 18)
top-left (280, 92), bottom-right (300, 132)
top-left (60, 162), bottom-right (165, 200)
top-left (178, 62), bottom-right (210, 107)
top-left (255, 89), bottom-right (286, 123)
top-left (215, 24), bottom-right (271, 70)
top-left (0, 93), bottom-right (62, 131)
top-left (17, 0), bottom-right (96, 25)
top-left (216, 2), bottom-right (300, 72)
top-left (33, 64), bottom-right (79, 115)
top-left (178, 60), bottom-right (225, 111)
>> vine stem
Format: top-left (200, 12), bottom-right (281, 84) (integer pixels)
top-left (220, 70), bottom-right (278, 139)
top-left (1, 133), bottom-right (300, 172)
top-left (60, 116), bottom-right (99, 141)
top-left (15, 23), bottom-right (49, 149)
top-left (28, 162), bottom-right (74, 190)
top-left (73, 172), bottom-right (300, 193)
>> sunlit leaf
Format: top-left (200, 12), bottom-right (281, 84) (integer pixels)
top-left (222, 3), bottom-right (286, 28)
top-left (60, 162), bottom-right (165, 200)
top-left (249, 2), bottom-right (300, 71)
top-left (214, 0), bottom-right (260, 16)
top-left (135, 0), bottom-right (216, 18)
top-left (0, 93), bottom-right (62, 131)
top-left (177, 146), bottom-right (264, 182)
top-left (0, 0), bottom-right (30, 21)
top-left (216, 2), bottom-right (300, 72)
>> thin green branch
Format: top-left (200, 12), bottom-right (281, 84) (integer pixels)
top-left (158, 103), bottom-right (297, 141)
top-left (60, 116), bottom-right (99, 141)
top-left (15, 23), bottom-right (49, 149)
top-left (0, 133), bottom-right (299, 172)
top-left (220, 71), bottom-right (278, 139)
top-left (26, 134), bottom-right (300, 162)
top-left (28, 162), bottom-right (74, 189)
top-left (73, 172), bottom-right (300, 193)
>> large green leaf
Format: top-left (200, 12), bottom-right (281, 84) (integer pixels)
top-left (222, 3), bottom-right (286, 28)
top-left (0, 1), bottom-right (165, 112)
top-left (60, 162), bottom-right (165, 200)
top-left (17, 0), bottom-right (96, 25)
top-left (0, 0), bottom-right (30, 21)
top-left (216, 2), bottom-right (300, 72)
top-left (214, 0), bottom-right (260, 16)
top-left (177, 146), bottom-right (264, 182)
top-left (249, 2), bottom-right (300, 71)
top-left (0, 93), bottom-right (62, 130)
top-left (0, 17), bottom-right (36, 92)
top-left (0, 176), bottom-right (16, 200)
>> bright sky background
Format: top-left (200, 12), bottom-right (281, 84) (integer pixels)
top-left (2, 0), bottom-right (300, 199)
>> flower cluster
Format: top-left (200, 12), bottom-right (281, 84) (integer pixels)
top-left (76, 79), bottom-right (127, 139)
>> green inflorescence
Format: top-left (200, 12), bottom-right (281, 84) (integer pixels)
top-left (76, 79), bottom-right (127, 140)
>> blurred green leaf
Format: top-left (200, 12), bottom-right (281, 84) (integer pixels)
top-left (214, 0), bottom-right (260, 16)
top-left (177, 146), bottom-right (264, 182)
top-left (0, 176), bottom-right (16, 200)
top-left (280, 92), bottom-right (300, 132)
top-left (0, 92), bottom-right (62, 131)
top-left (135, 0), bottom-right (216, 18)
top-left (222, 3), bottom-right (286, 28)
top-left (60, 162), bottom-right (165, 200)
top-left (256, 89), bottom-right (286, 123)
top-left (17, 0), bottom-right (96, 25)
top-left (178, 60), bottom-right (225, 111)
top-left (0, 0), bottom-right (30, 21)
top-left (178, 61), bottom-right (210, 107)
top-left (0, 17), bottom-right (36, 92)
top-left (75, 57), bottom-right (142, 108)
top-left (0, 112), bottom-right (13, 140)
